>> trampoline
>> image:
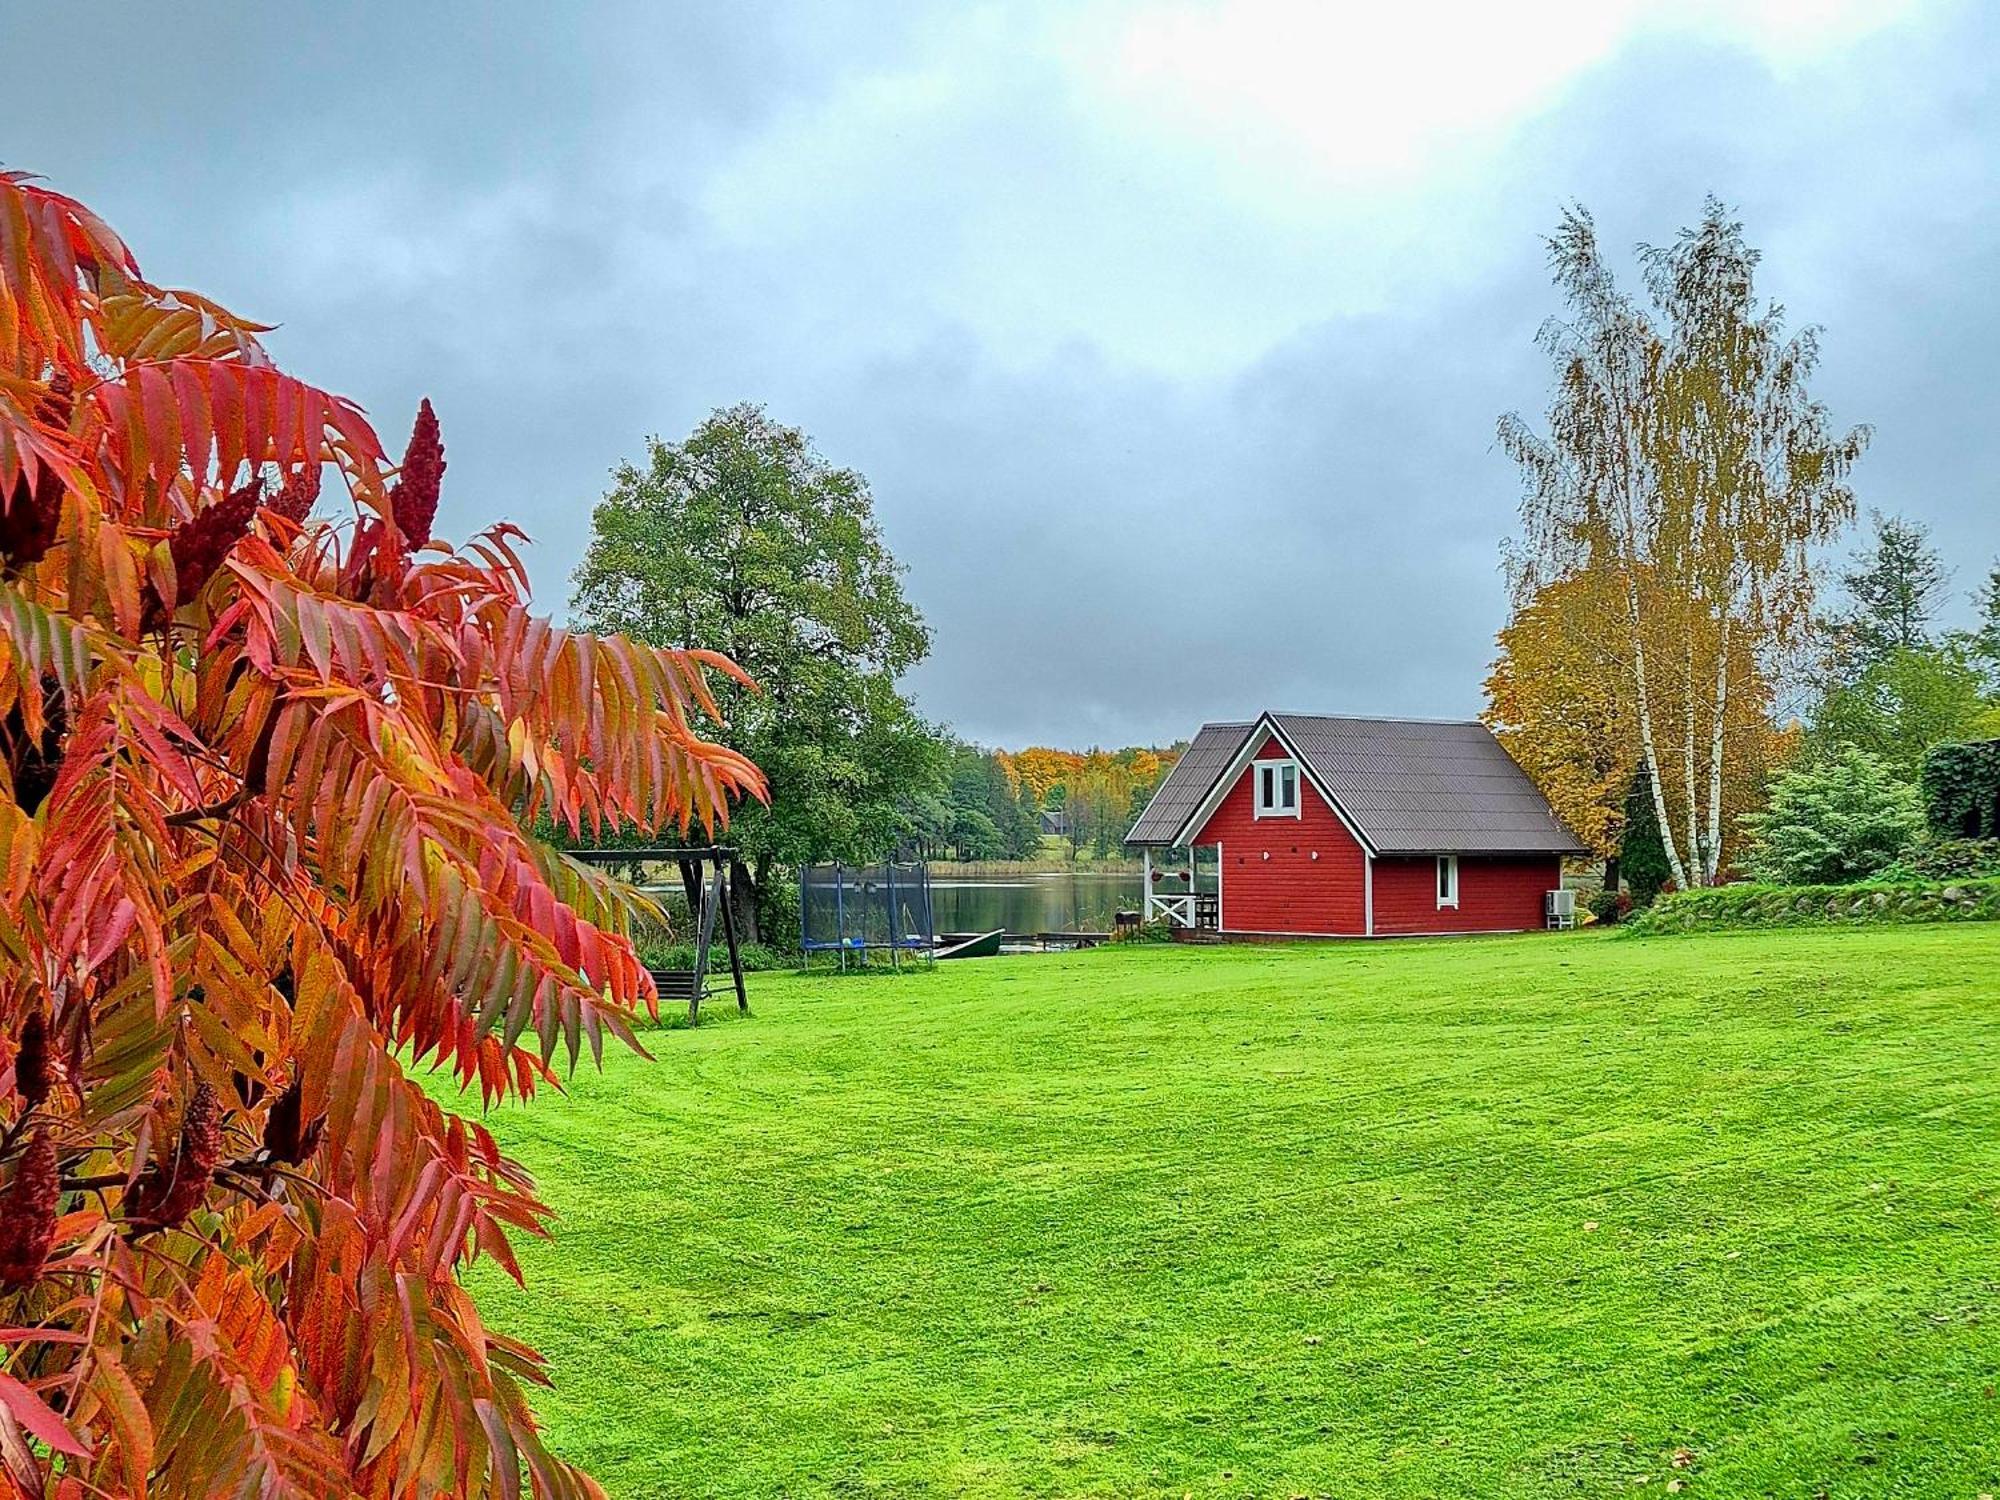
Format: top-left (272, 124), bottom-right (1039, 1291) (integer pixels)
top-left (799, 860), bottom-right (936, 970)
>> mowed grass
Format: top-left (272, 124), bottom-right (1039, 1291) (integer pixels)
top-left (459, 925), bottom-right (2000, 1498)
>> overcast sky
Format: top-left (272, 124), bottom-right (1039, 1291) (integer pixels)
top-left (8, 0), bottom-right (1996, 745)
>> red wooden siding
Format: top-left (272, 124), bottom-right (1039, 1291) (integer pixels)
top-left (1371, 854), bottom-right (1561, 936)
top-left (1191, 738), bottom-right (1366, 935)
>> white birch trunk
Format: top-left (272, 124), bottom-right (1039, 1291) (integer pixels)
top-left (1681, 626), bottom-right (1702, 884)
top-left (1703, 615), bottom-right (1732, 884)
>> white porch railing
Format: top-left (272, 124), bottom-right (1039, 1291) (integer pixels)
top-left (1140, 846), bottom-right (1202, 927)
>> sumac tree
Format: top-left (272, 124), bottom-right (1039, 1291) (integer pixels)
top-left (0, 172), bottom-right (763, 1497)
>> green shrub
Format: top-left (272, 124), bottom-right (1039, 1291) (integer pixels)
top-left (1873, 837), bottom-right (2000, 883)
top-left (1739, 746), bottom-right (1923, 885)
top-left (1920, 738), bottom-right (2000, 839)
top-left (1585, 888), bottom-right (1630, 925)
top-left (1622, 877), bottom-right (2000, 935)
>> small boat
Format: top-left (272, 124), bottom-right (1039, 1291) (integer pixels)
top-left (934, 928), bottom-right (1005, 960)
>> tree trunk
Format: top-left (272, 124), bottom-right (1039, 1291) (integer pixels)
top-left (1682, 628), bottom-right (1702, 886)
top-left (728, 859), bottom-right (761, 947)
top-left (1703, 617), bottom-right (1732, 885)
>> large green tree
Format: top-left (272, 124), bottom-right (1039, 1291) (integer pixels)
top-left (1808, 519), bottom-right (1997, 771)
top-left (1810, 645), bottom-right (1995, 776)
top-left (1962, 559), bottom-right (2000, 690)
top-left (572, 404), bottom-right (942, 941)
top-left (1831, 511), bottom-right (1952, 672)
top-left (953, 746), bottom-right (1042, 859)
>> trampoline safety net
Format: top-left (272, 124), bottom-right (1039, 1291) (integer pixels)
top-left (800, 861), bottom-right (935, 961)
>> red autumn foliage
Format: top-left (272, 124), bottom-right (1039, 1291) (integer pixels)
top-left (260, 1073), bottom-right (323, 1166)
top-left (268, 460), bottom-right (323, 524)
top-left (0, 375), bottom-right (70, 571)
top-left (126, 1082), bottom-right (223, 1232)
top-left (0, 1130), bottom-right (58, 1289)
top-left (390, 397), bottom-right (446, 547)
top-left (0, 169), bottom-right (765, 1497)
top-left (168, 477), bottom-right (263, 601)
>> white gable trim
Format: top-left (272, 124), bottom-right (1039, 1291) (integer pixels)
top-left (1170, 713), bottom-right (1380, 856)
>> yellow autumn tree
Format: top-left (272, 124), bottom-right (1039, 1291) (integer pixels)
top-left (1485, 575), bottom-right (1635, 860)
top-left (1005, 747), bottom-right (1083, 804)
top-left (1488, 569), bottom-right (1795, 876)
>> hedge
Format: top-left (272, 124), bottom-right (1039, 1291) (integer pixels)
top-left (1921, 738), bottom-right (2000, 839)
top-left (1622, 877), bottom-right (2000, 935)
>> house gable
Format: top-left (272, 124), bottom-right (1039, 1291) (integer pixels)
top-left (1190, 742), bottom-right (1368, 936)
top-left (1172, 715), bottom-right (1378, 855)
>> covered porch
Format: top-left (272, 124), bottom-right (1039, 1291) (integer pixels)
top-left (1138, 842), bottom-right (1219, 930)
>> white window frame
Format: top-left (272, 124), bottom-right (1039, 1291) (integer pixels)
top-left (1252, 757), bottom-right (1300, 820)
top-left (1436, 854), bottom-right (1459, 909)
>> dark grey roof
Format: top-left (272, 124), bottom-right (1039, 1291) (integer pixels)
top-left (1127, 712), bottom-right (1588, 855)
top-left (1125, 721), bottom-right (1251, 845)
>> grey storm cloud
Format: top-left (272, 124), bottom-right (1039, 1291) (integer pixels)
top-left (6, 0), bottom-right (1996, 747)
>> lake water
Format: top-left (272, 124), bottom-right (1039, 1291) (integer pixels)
top-left (930, 871), bottom-right (1145, 935)
top-left (637, 867), bottom-right (1168, 944)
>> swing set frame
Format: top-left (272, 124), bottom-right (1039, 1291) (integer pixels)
top-left (566, 845), bottom-right (748, 1026)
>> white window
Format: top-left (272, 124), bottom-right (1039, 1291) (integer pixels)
top-left (1436, 855), bottom-right (1459, 909)
top-left (1253, 758), bottom-right (1299, 819)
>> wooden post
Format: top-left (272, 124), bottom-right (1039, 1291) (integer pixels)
top-left (690, 860), bottom-right (722, 1027)
top-left (718, 854), bottom-right (748, 1012)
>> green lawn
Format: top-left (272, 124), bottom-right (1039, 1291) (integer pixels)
top-left (461, 926), bottom-right (2000, 1498)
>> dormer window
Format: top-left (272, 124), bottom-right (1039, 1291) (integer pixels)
top-left (1253, 758), bottom-right (1299, 819)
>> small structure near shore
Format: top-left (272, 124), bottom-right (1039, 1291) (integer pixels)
top-left (1126, 712), bottom-right (1586, 938)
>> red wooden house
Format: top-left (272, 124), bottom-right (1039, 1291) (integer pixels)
top-left (1126, 712), bottom-right (1586, 938)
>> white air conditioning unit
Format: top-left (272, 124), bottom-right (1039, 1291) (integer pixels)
top-left (1546, 888), bottom-right (1577, 929)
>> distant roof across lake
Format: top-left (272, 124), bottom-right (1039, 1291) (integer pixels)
top-left (1127, 713), bottom-right (1589, 856)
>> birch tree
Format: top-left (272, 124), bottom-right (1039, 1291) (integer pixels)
top-left (1500, 200), bottom-right (1868, 886)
